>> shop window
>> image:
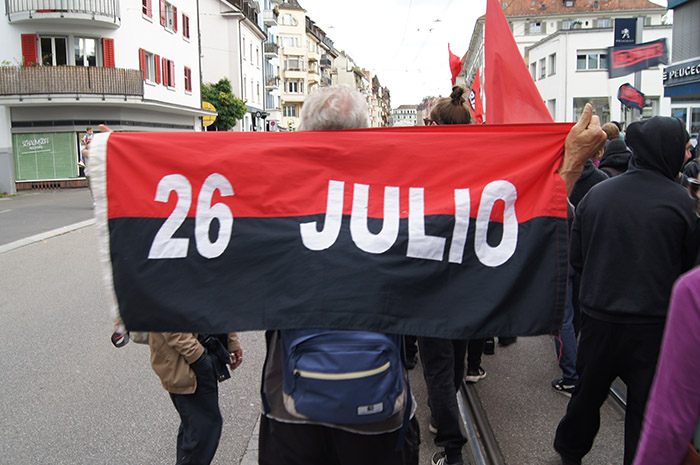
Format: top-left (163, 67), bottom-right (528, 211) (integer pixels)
top-left (574, 97), bottom-right (610, 124)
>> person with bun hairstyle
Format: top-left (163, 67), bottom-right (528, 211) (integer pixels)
top-left (418, 85), bottom-right (487, 465)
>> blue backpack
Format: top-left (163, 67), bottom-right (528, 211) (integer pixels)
top-left (279, 329), bottom-right (407, 425)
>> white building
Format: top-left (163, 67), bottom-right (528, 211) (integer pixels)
top-left (462, 0), bottom-right (670, 126)
top-left (392, 105), bottom-right (418, 127)
top-left (261, 0), bottom-right (282, 131)
top-left (0, 0), bottom-right (207, 193)
top-left (199, 0), bottom-right (266, 132)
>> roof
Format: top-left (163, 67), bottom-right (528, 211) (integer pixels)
top-left (278, 0), bottom-right (304, 11)
top-left (501, 0), bottom-right (665, 16)
top-left (395, 104), bottom-right (418, 110)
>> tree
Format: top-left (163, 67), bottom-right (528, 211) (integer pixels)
top-left (201, 78), bottom-right (247, 131)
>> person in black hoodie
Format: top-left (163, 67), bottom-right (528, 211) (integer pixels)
top-left (553, 116), bottom-right (700, 465)
top-left (599, 138), bottom-right (632, 177)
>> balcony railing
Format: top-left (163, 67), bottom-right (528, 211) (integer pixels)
top-left (264, 42), bottom-right (279, 56)
top-left (0, 66), bottom-right (143, 97)
top-left (6, 0), bottom-right (121, 25)
top-left (320, 55), bottom-right (332, 68)
top-left (265, 76), bottom-right (280, 88)
top-left (262, 8), bottom-right (278, 25)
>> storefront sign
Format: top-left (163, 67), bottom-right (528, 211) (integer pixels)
top-left (614, 18), bottom-right (637, 46)
top-left (663, 59), bottom-right (700, 88)
top-left (13, 132), bottom-right (77, 181)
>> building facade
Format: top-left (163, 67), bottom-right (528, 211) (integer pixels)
top-left (392, 104), bottom-right (418, 127)
top-left (663, 0), bottom-right (700, 140)
top-left (0, 0), bottom-right (207, 193)
top-left (462, 0), bottom-right (670, 126)
top-left (199, 0), bottom-right (266, 132)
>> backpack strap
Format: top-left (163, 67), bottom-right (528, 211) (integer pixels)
top-left (394, 335), bottom-right (413, 451)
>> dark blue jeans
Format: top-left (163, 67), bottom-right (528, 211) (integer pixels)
top-left (418, 337), bottom-right (467, 464)
top-left (554, 273), bottom-right (578, 383)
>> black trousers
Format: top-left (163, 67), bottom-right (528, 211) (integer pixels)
top-left (169, 362), bottom-right (222, 465)
top-left (553, 314), bottom-right (665, 465)
top-left (258, 415), bottom-right (420, 465)
top-left (418, 337), bottom-right (468, 463)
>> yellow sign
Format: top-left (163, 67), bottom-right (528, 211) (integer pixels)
top-left (202, 101), bottom-right (217, 127)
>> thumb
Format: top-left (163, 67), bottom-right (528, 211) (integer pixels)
top-left (574, 103), bottom-right (593, 130)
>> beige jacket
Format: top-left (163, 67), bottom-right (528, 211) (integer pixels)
top-left (149, 332), bottom-right (241, 394)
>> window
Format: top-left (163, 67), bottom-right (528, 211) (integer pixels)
top-left (182, 14), bottom-right (190, 39)
top-left (547, 99), bottom-right (556, 120)
top-left (548, 53), bottom-right (556, 76)
top-left (577, 52), bottom-right (607, 70)
top-left (142, 0), bottom-right (152, 17)
top-left (530, 62), bottom-right (537, 80)
top-left (145, 51), bottom-right (156, 81)
top-left (162, 57), bottom-right (175, 87)
top-left (257, 82), bottom-right (260, 102)
top-left (574, 97), bottom-right (610, 124)
top-left (243, 76), bottom-right (247, 99)
top-left (527, 21), bottom-right (543, 34)
top-left (184, 66), bottom-right (192, 92)
top-left (40, 37), bottom-right (68, 66)
top-left (285, 79), bottom-right (304, 93)
top-left (256, 47), bottom-right (259, 66)
top-left (250, 44), bottom-right (253, 63)
top-left (280, 13), bottom-right (297, 26)
top-left (284, 104), bottom-right (297, 117)
top-left (74, 37), bottom-right (97, 67)
top-left (285, 55), bottom-right (304, 71)
top-left (539, 58), bottom-right (546, 80)
top-left (597, 18), bottom-right (611, 28)
top-left (280, 34), bottom-right (301, 49)
top-left (161, 1), bottom-right (177, 31)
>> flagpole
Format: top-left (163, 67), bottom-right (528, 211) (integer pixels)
top-left (633, 18), bottom-right (643, 121)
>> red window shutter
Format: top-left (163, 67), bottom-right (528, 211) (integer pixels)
top-left (21, 34), bottom-right (38, 66)
top-left (147, 0), bottom-right (153, 18)
top-left (162, 57), bottom-right (168, 85)
top-left (169, 60), bottom-right (175, 87)
top-left (173, 6), bottom-right (178, 32)
top-left (138, 48), bottom-right (147, 79)
top-left (160, 0), bottom-right (166, 26)
top-left (154, 54), bottom-right (161, 84)
top-left (102, 38), bottom-right (115, 68)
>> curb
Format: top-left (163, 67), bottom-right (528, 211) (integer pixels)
top-left (0, 219), bottom-right (96, 255)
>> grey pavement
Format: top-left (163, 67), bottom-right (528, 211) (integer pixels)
top-left (0, 188), bottom-right (94, 246)
top-left (0, 189), bottom-right (626, 464)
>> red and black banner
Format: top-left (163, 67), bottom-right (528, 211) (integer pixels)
top-left (91, 124), bottom-right (572, 339)
top-left (608, 38), bottom-right (668, 79)
top-left (618, 83), bottom-right (645, 110)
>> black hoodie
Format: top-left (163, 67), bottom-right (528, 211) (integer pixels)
top-left (598, 138), bottom-right (632, 177)
top-left (570, 116), bottom-right (699, 323)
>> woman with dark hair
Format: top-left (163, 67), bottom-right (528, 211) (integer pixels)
top-left (418, 85), bottom-right (485, 465)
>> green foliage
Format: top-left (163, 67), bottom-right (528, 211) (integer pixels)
top-left (201, 78), bottom-right (247, 131)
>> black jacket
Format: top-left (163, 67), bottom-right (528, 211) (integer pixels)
top-left (598, 138), bottom-right (632, 178)
top-left (569, 160), bottom-right (609, 208)
top-left (571, 116), bottom-right (699, 323)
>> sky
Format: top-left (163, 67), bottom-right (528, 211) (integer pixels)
top-left (294, 0), bottom-right (668, 108)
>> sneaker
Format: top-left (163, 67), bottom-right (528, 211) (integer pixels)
top-left (551, 378), bottom-right (576, 397)
top-left (431, 451), bottom-right (464, 465)
top-left (498, 336), bottom-right (517, 346)
top-left (428, 416), bottom-right (438, 434)
top-left (405, 353), bottom-right (418, 370)
top-left (464, 367), bottom-right (487, 383)
top-left (483, 338), bottom-right (495, 355)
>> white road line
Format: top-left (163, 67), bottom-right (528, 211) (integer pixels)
top-left (0, 209), bottom-right (10, 214)
top-left (0, 219), bottom-right (95, 255)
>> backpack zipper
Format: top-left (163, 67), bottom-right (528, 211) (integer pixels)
top-left (294, 361), bottom-right (391, 380)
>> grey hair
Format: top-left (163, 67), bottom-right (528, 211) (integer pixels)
top-left (298, 85), bottom-right (369, 131)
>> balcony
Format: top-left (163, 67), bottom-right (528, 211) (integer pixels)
top-left (320, 55), bottom-right (332, 68)
top-left (282, 69), bottom-right (305, 80)
top-left (263, 8), bottom-right (278, 25)
top-left (6, 0), bottom-right (121, 27)
top-left (0, 66), bottom-right (143, 98)
top-left (308, 69), bottom-right (319, 84)
top-left (264, 42), bottom-right (279, 57)
top-left (265, 76), bottom-right (280, 88)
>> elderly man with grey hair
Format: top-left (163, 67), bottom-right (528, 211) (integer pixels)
top-left (257, 85), bottom-right (421, 465)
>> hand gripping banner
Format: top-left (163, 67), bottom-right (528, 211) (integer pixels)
top-left (91, 124), bottom-right (572, 339)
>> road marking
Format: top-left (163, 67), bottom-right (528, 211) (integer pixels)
top-left (0, 219), bottom-right (95, 255)
top-left (0, 209), bottom-right (10, 214)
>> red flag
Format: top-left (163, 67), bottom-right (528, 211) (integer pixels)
top-left (468, 69), bottom-right (485, 124)
top-left (485, 0), bottom-right (552, 123)
top-left (448, 44), bottom-right (463, 86)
